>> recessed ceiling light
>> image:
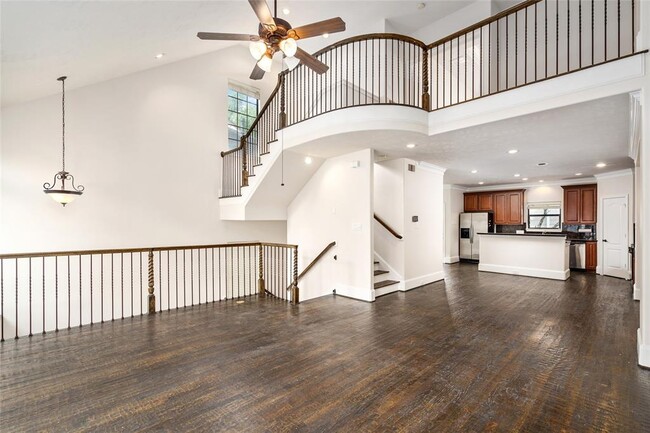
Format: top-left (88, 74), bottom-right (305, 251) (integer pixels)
top-left (322, 33), bottom-right (329, 39)
top-left (537, 162), bottom-right (548, 166)
top-left (522, 178), bottom-right (528, 181)
top-left (282, 7), bottom-right (290, 15)
top-left (417, 2), bottom-right (426, 9)
top-left (155, 53), bottom-right (165, 59)
top-left (539, 180), bottom-right (544, 183)
top-left (575, 173), bottom-right (583, 176)
top-left (406, 143), bottom-right (416, 149)
top-left (478, 181), bottom-right (484, 185)
top-left (596, 162), bottom-right (607, 168)
top-left (471, 169), bottom-right (478, 174)
top-left (514, 174), bottom-right (520, 177)
top-left (304, 156), bottom-right (312, 164)
top-left (508, 149), bottom-right (518, 154)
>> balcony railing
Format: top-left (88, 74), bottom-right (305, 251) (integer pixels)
top-left (220, 0), bottom-right (643, 199)
top-left (0, 242), bottom-right (298, 340)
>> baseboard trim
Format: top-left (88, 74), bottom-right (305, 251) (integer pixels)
top-left (374, 284), bottom-right (400, 298)
top-left (478, 263), bottom-right (570, 281)
top-left (638, 329), bottom-right (650, 368)
top-left (444, 256), bottom-right (460, 264)
top-left (373, 252), bottom-right (404, 281)
top-left (334, 283), bottom-right (373, 302)
top-left (402, 271), bottom-right (445, 291)
top-left (633, 283), bottom-right (640, 301)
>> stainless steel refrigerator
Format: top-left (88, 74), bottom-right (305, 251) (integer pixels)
top-left (459, 212), bottom-right (494, 261)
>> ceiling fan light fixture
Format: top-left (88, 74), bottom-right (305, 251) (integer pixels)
top-left (284, 56), bottom-right (301, 71)
top-left (257, 53), bottom-right (274, 72)
top-left (279, 37), bottom-right (297, 57)
top-left (249, 40), bottom-right (267, 60)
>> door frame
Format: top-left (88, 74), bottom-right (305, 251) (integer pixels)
top-left (599, 194), bottom-right (630, 279)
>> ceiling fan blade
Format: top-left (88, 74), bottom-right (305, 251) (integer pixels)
top-left (248, 0), bottom-right (276, 30)
top-left (291, 17), bottom-right (346, 40)
top-left (294, 48), bottom-right (328, 74)
top-left (197, 32), bottom-right (260, 41)
top-left (250, 64), bottom-right (266, 80)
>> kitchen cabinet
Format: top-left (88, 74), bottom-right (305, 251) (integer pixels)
top-left (493, 193), bottom-right (507, 224)
top-left (493, 190), bottom-right (524, 225)
top-left (580, 186), bottom-right (597, 224)
top-left (585, 241), bottom-right (597, 272)
top-left (478, 193), bottom-right (493, 211)
top-left (507, 191), bottom-right (523, 224)
top-left (465, 190), bottom-right (524, 225)
top-left (464, 193), bottom-right (479, 212)
top-left (562, 184), bottom-right (597, 224)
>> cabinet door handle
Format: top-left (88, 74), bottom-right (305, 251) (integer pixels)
top-left (603, 239), bottom-right (608, 242)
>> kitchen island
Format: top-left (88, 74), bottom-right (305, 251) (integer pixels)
top-left (477, 233), bottom-right (570, 280)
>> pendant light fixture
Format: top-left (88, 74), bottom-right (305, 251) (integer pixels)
top-left (43, 76), bottom-right (84, 206)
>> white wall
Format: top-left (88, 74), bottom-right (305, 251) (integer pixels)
top-left (287, 148), bottom-right (373, 302)
top-left (404, 162), bottom-right (445, 288)
top-left (374, 158), bottom-right (445, 290)
top-left (374, 158), bottom-right (405, 277)
top-left (596, 170), bottom-right (635, 277)
top-left (638, 0), bottom-right (650, 368)
top-left (443, 184), bottom-right (464, 263)
top-left (1, 45), bottom-right (286, 254)
top-left (413, 0), bottom-right (493, 43)
top-left (634, 143), bottom-right (643, 301)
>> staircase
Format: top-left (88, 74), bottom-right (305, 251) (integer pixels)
top-left (373, 259), bottom-right (400, 297)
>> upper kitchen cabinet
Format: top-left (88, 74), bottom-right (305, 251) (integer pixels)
top-left (464, 193), bottom-right (479, 212)
top-left (562, 184), bottom-right (597, 224)
top-left (464, 190), bottom-right (524, 225)
top-left (478, 193), bottom-right (493, 211)
top-left (493, 190), bottom-right (525, 225)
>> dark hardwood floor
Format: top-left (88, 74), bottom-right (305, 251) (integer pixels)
top-left (1, 263), bottom-right (649, 432)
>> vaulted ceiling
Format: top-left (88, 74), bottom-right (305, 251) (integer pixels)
top-left (1, 0), bottom-right (474, 107)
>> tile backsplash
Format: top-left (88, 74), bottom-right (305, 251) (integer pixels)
top-left (496, 224), bottom-right (526, 233)
top-left (562, 224), bottom-right (597, 240)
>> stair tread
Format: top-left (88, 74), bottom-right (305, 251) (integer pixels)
top-left (374, 280), bottom-right (399, 289)
top-left (374, 270), bottom-right (389, 276)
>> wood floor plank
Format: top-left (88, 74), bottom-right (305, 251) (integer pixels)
top-left (1, 263), bottom-right (649, 432)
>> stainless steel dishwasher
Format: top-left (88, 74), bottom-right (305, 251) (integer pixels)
top-left (569, 242), bottom-right (586, 270)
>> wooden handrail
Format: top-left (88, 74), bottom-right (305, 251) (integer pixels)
top-left (296, 241), bottom-right (336, 282)
top-left (0, 241), bottom-right (298, 260)
top-left (426, 0), bottom-right (543, 49)
top-left (374, 214), bottom-right (402, 240)
top-left (312, 33), bottom-right (426, 57)
top-left (220, 73), bottom-right (287, 157)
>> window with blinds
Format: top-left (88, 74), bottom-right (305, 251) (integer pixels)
top-left (527, 202), bottom-right (562, 230)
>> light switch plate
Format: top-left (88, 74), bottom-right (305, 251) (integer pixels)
top-left (351, 223), bottom-right (362, 232)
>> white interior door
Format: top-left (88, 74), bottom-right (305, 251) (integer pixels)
top-left (602, 196), bottom-right (629, 279)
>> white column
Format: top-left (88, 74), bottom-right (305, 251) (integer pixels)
top-left (638, 0), bottom-right (650, 367)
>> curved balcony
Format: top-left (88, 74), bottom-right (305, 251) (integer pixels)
top-left (221, 0), bottom-right (643, 198)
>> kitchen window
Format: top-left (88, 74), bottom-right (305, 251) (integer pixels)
top-left (527, 203), bottom-right (561, 230)
top-left (227, 83), bottom-right (259, 149)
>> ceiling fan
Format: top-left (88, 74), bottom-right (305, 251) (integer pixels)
top-left (197, 0), bottom-right (346, 80)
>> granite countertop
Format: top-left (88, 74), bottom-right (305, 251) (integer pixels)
top-left (477, 232), bottom-right (567, 238)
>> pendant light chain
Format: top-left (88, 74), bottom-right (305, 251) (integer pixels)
top-left (43, 75), bottom-right (84, 206)
top-left (61, 77), bottom-right (65, 173)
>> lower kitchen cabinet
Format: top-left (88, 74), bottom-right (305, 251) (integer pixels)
top-left (585, 241), bottom-right (597, 272)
